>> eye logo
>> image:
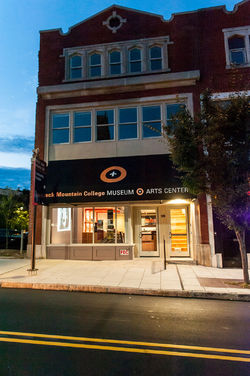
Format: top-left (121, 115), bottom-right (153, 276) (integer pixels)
top-left (100, 166), bottom-right (127, 183)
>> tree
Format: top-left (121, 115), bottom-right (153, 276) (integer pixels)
top-left (0, 189), bottom-right (30, 249)
top-left (10, 207), bottom-right (29, 232)
top-left (166, 90), bottom-right (249, 284)
top-left (0, 192), bottom-right (19, 249)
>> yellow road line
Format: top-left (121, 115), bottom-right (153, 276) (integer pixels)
top-left (0, 337), bottom-right (249, 362)
top-left (0, 330), bottom-right (249, 356)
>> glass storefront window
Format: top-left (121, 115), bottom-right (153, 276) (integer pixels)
top-left (50, 207), bottom-right (127, 244)
top-left (116, 207), bottom-right (125, 243)
top-left (50, 208), bottom-right (71, 244)
top-left (94, 207), bottom-right (115, 243)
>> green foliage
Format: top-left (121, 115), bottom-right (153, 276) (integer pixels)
top-left (166, 90), bottom-right (250, 232)
top-left (10, 207), bottom-right (29, 232)
top-left (0, 189), bottom-right (30, 231)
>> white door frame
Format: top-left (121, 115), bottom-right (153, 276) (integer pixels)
top-left (136, 207), bottom-right (160, 257)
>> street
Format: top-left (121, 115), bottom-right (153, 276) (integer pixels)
top-left (0, 289), bottom-right (249, 375)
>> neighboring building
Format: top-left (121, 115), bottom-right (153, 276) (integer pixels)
top-left (30, 1), bottom-right (250, 267)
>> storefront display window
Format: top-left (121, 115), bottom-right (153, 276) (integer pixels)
top-left (50, 208), bottom-right (71, 244)
top-left (94, 207), bottom-right (115, 243)
top-left (49, 207), bottom-right (126, 244)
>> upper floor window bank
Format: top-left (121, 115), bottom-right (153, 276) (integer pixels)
top-left (223, 26), bottom-right (250, 68)
top-left (64, 36), bottom-right (170, 81)
top-left (50, 102), bottom-right (185, 145)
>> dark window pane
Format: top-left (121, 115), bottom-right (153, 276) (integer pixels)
top-left (90, 66), bottom-right (101, 77)
top-left (71, 68), bottom-right (82, 79)
top-left (230, 50), bottom-right (245, 64)
top-left (97, 125), bottom-right (114, 141)
top-left (228, 37), bottom-right (245, 49)
top-left (110, 64), bottom-right (121, 75)
top-left (150, 60), bottom-right (162, 71)
top-left (96, 110), bottom-right (114, 125)
top-left (90, 53), bottom-right (101, 65)
top-left (130, 48), bottom-right (141, 60)
top-left (119, 108), bottom-right (137, 123)
top-left (74, 112), bottom-right (91, 126)
top-left (142, 106), bottom-right (161, 121)
top-left (74, 127), bottom-right (91, 142)
top-left (130, 61), bottom-right (141, 72)
top-left (110, 51), bottom-right (120, 63)
top-left (143, 122), bottom-right (161, 138)
top-left (150, 46), bottom-right (161, 58)
top-left (52, 114), bottom-right (69, 129)
top-left (119, 124), bottom-right (137, 139)
top-left (167, 104), bottom-right (185, 118)
top-left (71, 56), bottom-right (81, 67)
top-left (53, 129), bottom-right (69, 144)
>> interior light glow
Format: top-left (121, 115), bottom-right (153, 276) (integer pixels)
top-left (167, 199), bottom-right (190, 204)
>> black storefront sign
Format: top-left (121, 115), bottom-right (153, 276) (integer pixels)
top-left (44, 154), bottom-right (191, 204)
top-left (33, 158), bottom-right (47, 205)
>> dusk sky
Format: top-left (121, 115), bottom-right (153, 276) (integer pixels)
top-left (0, 0), bottom-right (240, 190)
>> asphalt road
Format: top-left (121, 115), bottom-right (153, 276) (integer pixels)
top-left (0, 289), bottom-right (249, 375)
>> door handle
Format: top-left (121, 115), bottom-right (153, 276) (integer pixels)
top-left (169, 232), bottom-right (172, 239)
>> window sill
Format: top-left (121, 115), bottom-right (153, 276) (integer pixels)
top-left (226, 63), bottom-right (250, 69)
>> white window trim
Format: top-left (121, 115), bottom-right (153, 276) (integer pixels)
top-left (223, 26), bottom-right (250, 68)
top-left (88, 51), bottom-right (103, 78)
top-left (63, 36), bottom-right (171, 81)
top-left (108, 49), bottom-right (122, 76)
top-left (45, 94), bottom-right (193, 163)
top-left (69, 54), bottom-right (83, 80)
top-left (149, 44), bottom-right (163, 72)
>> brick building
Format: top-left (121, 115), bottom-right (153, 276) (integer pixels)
top-left (30, 0), bottom-right (250, 267)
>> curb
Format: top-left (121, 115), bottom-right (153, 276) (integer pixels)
top-left (1, 281), bottom-right (250, 301)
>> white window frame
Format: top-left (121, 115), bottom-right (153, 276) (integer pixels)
top-left (46, 94), bottom-right (192, 160)
top-left (88, 51), bottom-right (103, 78)
top-left (128, 46), bottom-right (142, 73)
top-left (149, 45), bottom-right (163, 71)
top-left (73, 111), bottom-right (92, 143)
top-left (69, 54), bottom-right (83, 80)
top-left (63, 36), bottom-right (171, 81)
top-left (223, 26), bottom-right (250, 68)
top-left (108, 49), bottom-right (122, 75)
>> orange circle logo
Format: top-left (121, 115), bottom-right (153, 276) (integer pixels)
top-left (136, 188), bottom-right (144, 196)
top-left (100, 166), bottom-right (127, 183)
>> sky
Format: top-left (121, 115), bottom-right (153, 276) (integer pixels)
top-left (0, 0), bottom-right (241, 190)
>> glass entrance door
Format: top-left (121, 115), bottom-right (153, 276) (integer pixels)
top-left (169, 208), bottom-right (190, 257)
top-left (139, 209), bottom-right (159, 256)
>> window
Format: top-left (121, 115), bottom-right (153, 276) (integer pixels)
top-left (166, 103), bottom-right (185, 132)
top-left (149, 46), bottom-right (162, 71)
top-left (96, 109), bottom-right (114, 141)
top-left (129, 48), bottom-right (141, 73)
top-left (50, 207), bottom-right (126, 244)
top-left (52, 113), bottom-right (70, 144)
top-left (64, 36), bottom-right (170, 80)
top-left (109, 50), bottom-right (121, 75)
top-left (73, 112), bottom-right (91, 143)
top-left (50, 208), bottom-right (71, 244)
top-left (118, 108), bottom-right (137, 140)
top-left (223, 26), bottom-right (250, 68)
top-left (89, 53), bottom-right (101, 77)
top-left (142, 106), bottom-right (161, 138)
top-left (70, 55), bottom-right (82, 79)
top-left (228, 36), bottom-right (246, 65)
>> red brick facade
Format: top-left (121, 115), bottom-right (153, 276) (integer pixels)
top-left (31, 1), bottom-right (250, 264)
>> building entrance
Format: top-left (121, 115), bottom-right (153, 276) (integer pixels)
top-left (169, 207), bottom-right (190, 257)
top-left (138, 209), bottom-right (159, 257)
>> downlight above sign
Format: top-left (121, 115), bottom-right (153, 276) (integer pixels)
top-left (43, 154), bottom-right (191, 204)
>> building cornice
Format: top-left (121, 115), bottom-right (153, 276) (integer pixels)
top-left (38, 70), bottom-right (200, 99)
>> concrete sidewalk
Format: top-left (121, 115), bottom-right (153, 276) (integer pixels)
top-left (0, 258), bottom-right (250, 301)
